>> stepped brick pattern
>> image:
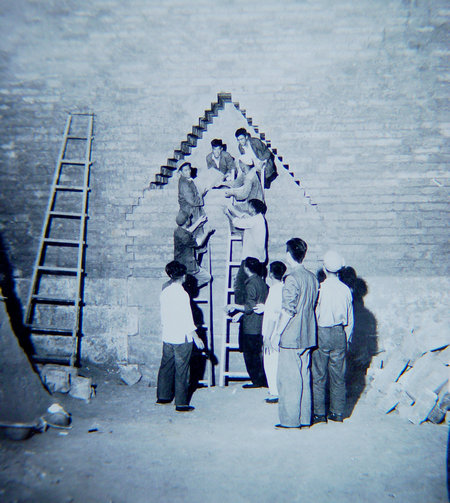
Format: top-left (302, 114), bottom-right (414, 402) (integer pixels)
top-left (0, 1), bottom-right (448, 372)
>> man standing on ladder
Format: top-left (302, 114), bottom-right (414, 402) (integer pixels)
top-left (223, 199), bottom-right (267, 305)
top-left (226, 257), bottom-right (268, 388)
top-left (271, 238), bottom-right (318, 429)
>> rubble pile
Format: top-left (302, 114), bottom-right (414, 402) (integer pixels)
top-left (365, 327), bottom-right (449, 424)
top-left (38, 365), bottom-right (95, 402)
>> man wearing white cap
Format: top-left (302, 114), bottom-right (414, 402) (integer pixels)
top-left (312, 250), bottom-right (354, 424)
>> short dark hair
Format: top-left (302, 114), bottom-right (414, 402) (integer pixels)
top-left (270, 261), bottom-right (286, 281)
top-left (235, 128), bottom-right (248, 138)
top-left (211, 138), bottom-right (223, 148)
top-left (244, 256), bottom-right (261, 275)
top-left (286, 238), bottom-right (308, 263)
top-left (165, 260), bottom-right (186, 279)
top-left (248, 199), bottom-right (267, 214)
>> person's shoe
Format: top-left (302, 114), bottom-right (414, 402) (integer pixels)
top-left (274, 424), bottom-right (301, 429)
top-left (328, 412), bottom-right (344, 422)
top-left (176, 406), bottom-right (195, 412)
top-left (242, 383), bottom-right (262, 389)
top-left (265, 397), bottom-right (279, 404)
top-left (313, 414), bottom-right (327, 424)
top-left (156, 398), bottom-right (172, 405)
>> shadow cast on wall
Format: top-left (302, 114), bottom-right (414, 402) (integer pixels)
top-left (316, 266), bottom-right (378, 418)
top-left (182, 274), bottom-right (218, 400)
top-left (339, 267), bottom-right (378, 417)
top-left (0, 232), bottom-right (34, 361)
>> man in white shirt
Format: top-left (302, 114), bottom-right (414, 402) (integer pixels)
top-left (224, 198), bottom-right (267, 304)
top-left (254, 261), bottom-right (287, 403)
top-left (312, 250), bottom-right (354, 424)
top-left (156, 261), bottom-right (204, 412)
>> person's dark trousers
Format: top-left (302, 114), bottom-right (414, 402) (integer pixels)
top-left (233, 261), bottom-right (247, 305)
top-left (312, 325), bottom-right (347, 416)
top-left (157, 341), bottom-right (193, 406)
top-left (241, 333), bottom-right (267, 386)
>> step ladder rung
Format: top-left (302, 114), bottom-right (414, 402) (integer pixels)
top-left (37, 266), bottom-right (79, 274)
top-left (29, 326), bottom-right (74, 336)
top-left (60, 159), bottom-right (88, 165)
top-left (223, 371), bottom-right (249, 378)
top-left (32, 355), bottom-right (73, 365)
top-left (55, 185), bottom-right (85, 192)
top-left (31, 295), bottom-right (76, 305)
top-left (225, 343), bottom-right (240, 349)
top-left (49, 211), bottom-right (84, 218)
top-left (44, 238), bottom-right (82, 246)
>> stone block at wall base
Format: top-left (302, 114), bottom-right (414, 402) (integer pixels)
top-left (118, 363), bottom-right (142, 386)
top-left (80, 333), bottom-right (128, 364)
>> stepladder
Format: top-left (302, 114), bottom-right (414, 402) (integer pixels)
top-left (24, 113), bottom-right (94, 367)
top-left (218, 228), bottom-right (250, 386)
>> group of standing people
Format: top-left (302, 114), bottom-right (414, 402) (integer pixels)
top-left (155, 127), bottom-right (354, 429)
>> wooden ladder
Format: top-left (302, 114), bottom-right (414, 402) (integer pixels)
top-left (24, 113), bottom-right (94, 367)
top-left (218, 230), bottom-right (250, 386)
top-left (194, 241), bottom-right (215, 387)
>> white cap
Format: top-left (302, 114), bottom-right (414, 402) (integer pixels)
top-left (323, 250), bottom-right (345, 272)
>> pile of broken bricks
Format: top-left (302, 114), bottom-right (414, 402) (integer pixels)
top-left (365, 328), bottom-right (449, 425)
top-left (38, 365), bottom-right (95, 402)
top-left (38, 362), bottom-right (142, 401)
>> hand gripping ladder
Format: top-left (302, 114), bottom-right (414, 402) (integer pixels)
top-left (24, 113), bottom-right (94, 367)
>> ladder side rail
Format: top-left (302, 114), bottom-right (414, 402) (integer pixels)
top-left (206, 240), bottom-right (214, 386)
top-left (25, 115), bottom-right (73, 324)
top-left (70, 114), bottom-right (94, 365)
top-left (219, 228), bottom-right (240, 386)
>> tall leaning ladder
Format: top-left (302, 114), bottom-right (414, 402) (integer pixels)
top-left (218, 168), bottom-right (267, 386)
top-left (196, 242), bottom-right (215, 387)
top-left (24, 113), bottom-right (94, 367)
top-left (218, 230), bottom-right (250, 386)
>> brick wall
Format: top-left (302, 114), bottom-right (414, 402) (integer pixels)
top-left (0, 0), bottom-right (448, 372)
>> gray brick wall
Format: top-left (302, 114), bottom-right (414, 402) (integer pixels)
top-left (0, 0), bottom-right (448, 369)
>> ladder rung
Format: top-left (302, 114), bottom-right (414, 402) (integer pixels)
top-left (29, 326), bottom-right (74, 336)
top-left (31, 295), bottom-right (76, 305)
top-left (55, 185), bottom-right (85, 192)
top-left (223, 371), bottom-right (249, 378)
top-left (67, 136), bottom-right (88, 140)
top-left (225, 343), bottom-right (240, 349)
top-left (49, 211), bottom-right (84, 218)
top-left (229, 262), bottom-right (241, 267)
top-left (60, 159), bottom-right (89, 165)
top-left (44, 238), bottom-right (82, 246)
top-left (37, 266), bottom-right (79, 274)
top-left (32, 355), bottom-right (72, 364)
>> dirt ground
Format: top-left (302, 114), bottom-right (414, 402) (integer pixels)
top-left (0, 364), bottom-right (448, 503)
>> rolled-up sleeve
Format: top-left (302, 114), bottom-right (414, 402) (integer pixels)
top-left (282, 275), bottom-right (299, 317)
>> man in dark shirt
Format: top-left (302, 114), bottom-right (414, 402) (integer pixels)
top-left (226, 256), bottom-right (268, 388)
top-left (174, 210), bottom-right (214, 289)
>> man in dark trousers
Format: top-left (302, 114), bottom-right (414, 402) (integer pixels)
top-left (272, 238), bottom-right (318, 429)
top-left (235, 128), bottom-right (278, 188)
top-left (312, 250), bottom-right (354, 424)
top-left (156, 261), bottom-right (204, 412)
top-left (226, 256), bottom-right (268, 388)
